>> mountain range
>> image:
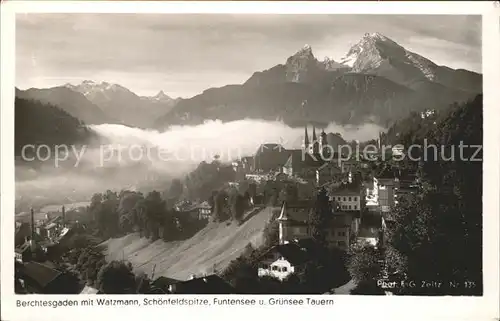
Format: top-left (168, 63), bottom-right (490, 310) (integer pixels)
top-left (15, 32), bottom-right (481, 130)
top-left (156, 32), bottom-right (481, 129)
top-left (16, 81), bottom-right (179, 128)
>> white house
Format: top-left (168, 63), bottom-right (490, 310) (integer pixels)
top-left (197, 201), bottom-right (212, 220)
top-left (329, 188), bottom-right (363, 212)
top-left (257, 243), bottom-right (311, 281)
top-left (365, 177), bottom-right (380, 211)
top-left (356, 214), bottom-right (384, 249)
top-left (377, 177), bottom-right (396, 213)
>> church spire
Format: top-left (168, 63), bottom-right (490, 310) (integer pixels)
top-left (320, 128), bottom-right (328, 157)
top-left (278, 202), bottom-right (289, 245)
top-left (277, 201), bottom-right (288, 221)
top-left (312, 126), bottom-right (319, 155)
top-left (303, 126), bottom-right (310, 151)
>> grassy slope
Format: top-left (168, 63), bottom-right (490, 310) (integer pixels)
top-left (101, 206), bottom-right (275, 280)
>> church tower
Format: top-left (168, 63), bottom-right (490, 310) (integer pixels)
top-left (62, 205), bottom-right (66, 228)
top-left (312, 126), bottom-right (319, 155)
top-left (30, 208), bottom-right (36, 251)
top-left (277, 202), bottom-right (290, 245)
top-left (302, 126), bottom-right (310, 152)
top-left (320, 129), bottom-right (328, 157)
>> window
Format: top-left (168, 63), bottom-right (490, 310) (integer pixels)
top-left (348, 197), bottom-right (352, 201)
top-left (354, 205), bottom-right (358, 210)
top-left (354, 197), bottom-right (358, 201)
top-left (337, 197), bottom-right (341, 201)
top-left (343, 197), bottom-right (346, 201)
top-left (342, 205), bottom-right (346, 209)
top-left (272, 265), bottom-right (278, 271)
top-left (338, 231), bottom-right (346, 236)
top-left (282, 267), bottom-right (288, 272)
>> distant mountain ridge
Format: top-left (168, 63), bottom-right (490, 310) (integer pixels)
top-left (16, 86), bottom-right (114, 125)
top-left (64, 80), bottom-right (179, 128)
top-left (16, 81), bottom-right (179, 128)
top-left (155, 32), bottom-right (480, 129)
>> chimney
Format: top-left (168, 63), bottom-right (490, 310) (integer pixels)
top-left (30, 208), bottom-right (36, 252)
top-left (30, 208), bottom-right (35, 241)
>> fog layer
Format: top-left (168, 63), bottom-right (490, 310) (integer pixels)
top-left (15, 119), bottom-right (383, 209)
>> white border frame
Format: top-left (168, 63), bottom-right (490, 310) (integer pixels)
top-left (1, 2), bottom-right (499, 321)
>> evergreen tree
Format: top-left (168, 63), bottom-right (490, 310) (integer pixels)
top-left (96, 260), bottom-right (137, 294)
top-left (309, 187), bottom-right (331, 242)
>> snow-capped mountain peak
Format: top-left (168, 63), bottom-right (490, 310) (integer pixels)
top-left (339, 32), bottom-right (439, 82)
top-left (65, 80), bottom-right (132, 97)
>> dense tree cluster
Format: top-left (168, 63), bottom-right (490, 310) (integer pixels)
top-left (346, 243), bottom-right (384, 295)
top-left (64, 246), bottom-right (152, 294)
top-left (383, 95), bottom-right (483, 295)
top-left (88, 189), bottom-right (197, 242)
top-left (15, 98), bottom-right (95, 158)
top-left (221, 238), bottom-right (349, 294)
top-left (184, 160), bottom-right (236, 201)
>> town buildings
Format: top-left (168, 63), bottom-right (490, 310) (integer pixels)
top-left (316, 162), bottom-right (342, 187)
top-left (15, 208), bottom-right (81, 294)
top-left (277, 200), bottom-right (313, 244)
top-left (174, 200), bottom-right (214, 221)
top-left (149, 276), bottom-right (182, 294)
top-left (16, 260), bottom-right (81, 294)
top-left (327, 211), bottom-right (356, 250)
top-left (330, 187), bottom-right (364, 212)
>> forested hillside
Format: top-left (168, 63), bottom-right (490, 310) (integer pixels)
top-left (15, 98), bottom-right (96, 157)
top-left (384, 94), bottom-right (483, 295)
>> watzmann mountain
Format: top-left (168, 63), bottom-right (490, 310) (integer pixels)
top-left (155, 32), bottom-right (481, 129)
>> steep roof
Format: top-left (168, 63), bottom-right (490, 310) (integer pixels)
top-left (22, 261), bottom-right (62, 289)
top-left (197, 201), bottom-right (211, 209)
top-left (278, 201), bottom-right (313, 224)
top-left (329, 186), bottom-right (361, 196)
top-left (262, 243), bottom-right (312, 266)
top-left (151, 276), bottom-right (182, 293)
top-left (358, 227), bottom-right (380, 238)
top-left (317, 161), bottom-right (342, 172)
top-left (254, 145), bottom-right (290, 171)
top-left (170, 274), bottom-right (235, 294)
top-left (284, 150), bottom-right (323, 170)
top-left (360, 213), bottom-right (382, 230)
top-left (15, 242), bottom-right (31, 254)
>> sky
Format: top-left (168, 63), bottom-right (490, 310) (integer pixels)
top-left (16, 14), bottom-right (481, 98)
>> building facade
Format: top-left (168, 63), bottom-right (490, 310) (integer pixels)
top-left (277, 201), bottom-right (313, 244)
top-left (330, 189), bottom-right (363, 212)
top-left (316, 162), bottom-right (342, 187)
top-left (257, 243), bottom-right (310, 281)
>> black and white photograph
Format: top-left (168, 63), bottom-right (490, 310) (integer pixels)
top-left (4, 6), bottom-right (496, 308)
